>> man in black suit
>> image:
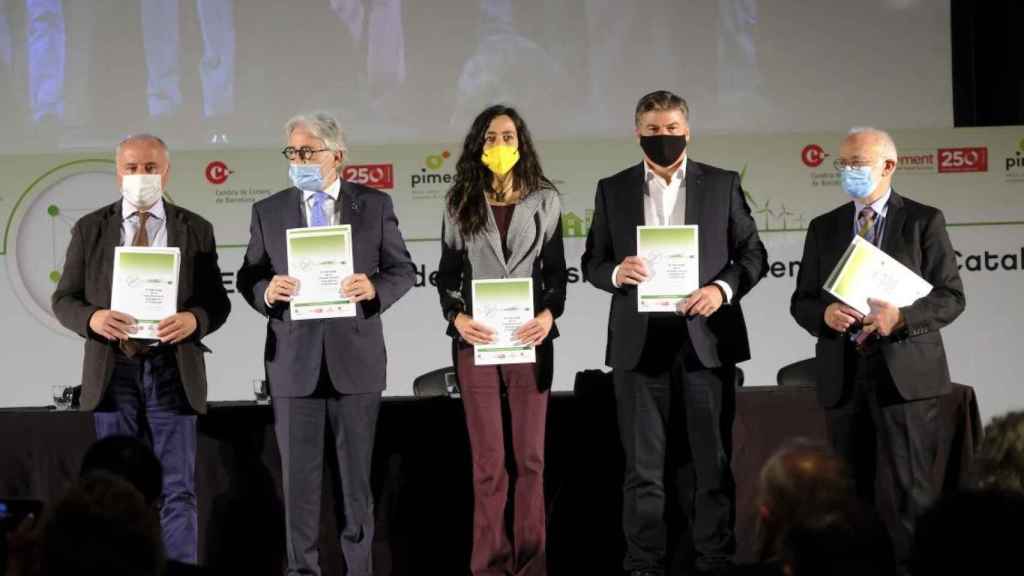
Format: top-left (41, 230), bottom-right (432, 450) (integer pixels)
top-left (582, 90), bottom-right (767, 576)
top-left (52, 133), bottom-right (231, 564)
top-left (790, 127), bottom-right (966, 561)
top-left (236, 112), bottom-right (415, 576)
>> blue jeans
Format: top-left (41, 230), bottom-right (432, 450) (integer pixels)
top-left (93, 349), bottom-right (198, 564)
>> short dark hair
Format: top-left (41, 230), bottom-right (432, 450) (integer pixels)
top-left (974, 410), bottom-right (1024, 492)
top-left (40, 473), bottom-right (165, 576)
top-left (755, 438), bottom-right (853, 562)
top-left (634, 90), bottom-right (689, 126)
top-left (80, 435), bottom-right (163, 508)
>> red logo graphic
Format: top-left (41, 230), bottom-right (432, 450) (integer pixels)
top-left (343, 163), bottom-right (394, 189)
top-left (937, 147), bottom-right (988, 173)
top-left (205, 161), bottom-right (232, 185)
top-left (801, 144), bottom-right (828, 168)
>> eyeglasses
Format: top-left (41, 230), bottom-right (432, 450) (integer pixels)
top-left (281, 146), bottom-right (330, 162)
top-left (836, 158), bottom-right (880, 170)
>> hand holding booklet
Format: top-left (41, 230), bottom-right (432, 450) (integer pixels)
top-left (110, 247), bottom-right (180, 339)
top-left (824, 236), bottom-right (933, 316)
top-left (636, 225), bottom-right (699, 312)
top-left (287, 225), bottom-right (356, 320)
top-left (471, 278), bottom-right (536, 366)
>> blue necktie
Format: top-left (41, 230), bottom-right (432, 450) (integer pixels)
top-left (310, 191), bottom-right (329, 227)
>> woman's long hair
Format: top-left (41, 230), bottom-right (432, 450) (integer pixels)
top-left (445, 105), bottom-right (556, 238)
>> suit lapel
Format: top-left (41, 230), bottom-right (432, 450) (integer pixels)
top-left (505, 191), bottom-right (543, 271)
top-left (481, 194), bottom-right (508, 272)
top-left (880, 190), bottom-right (905, 257)
top-left (684, 158), bottom-right (708, 280)
top-left (339, 181), bottom-right (359, 227)
top-left (165, 203), bottom-right (184, 249)
top-left (287, 186), bottom-right (306, 227)
top-left (625, 163), bottom-right (646, 256)
top-left (339, 181), bottom-right (367, 273)
top-left (164, 204), bottom-right (190, 308)
top-left (98, 203), bottom-right (122, 306)
top-left (684, 159), bottom-right (702, 227)
top-left (831, 202), bottom-right (857, 263)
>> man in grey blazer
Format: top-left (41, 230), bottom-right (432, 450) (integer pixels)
top-left (52, 133), bottom-right (231, 564)
top-left (236, 112), bottom-right (415, 576)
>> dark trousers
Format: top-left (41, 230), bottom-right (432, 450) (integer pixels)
top-left (457, 345), bottom-right (549, 576)
top-left (273, 367), bottom-right (382, 576)
top-left (825, 346), bottom-right (941, 562)
top-left (93, 350), bottom-right (198, 564)
top-left (614, 318), bottom-right (736, 573)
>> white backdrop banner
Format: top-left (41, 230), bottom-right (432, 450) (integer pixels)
top-left (1, 126), bottom-right (1021, 422)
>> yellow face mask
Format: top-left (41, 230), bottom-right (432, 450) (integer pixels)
top-left (480, 145), bottom-right (520, 176)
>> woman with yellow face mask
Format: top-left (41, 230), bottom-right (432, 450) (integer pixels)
top-left (438, 105), bottom-right (567, 576)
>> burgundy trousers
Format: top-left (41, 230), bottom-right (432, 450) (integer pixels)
top-left (457, 345), bottom-right (549, 576)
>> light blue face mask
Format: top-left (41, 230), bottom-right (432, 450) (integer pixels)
top-left (289, 163), bottom-right (325, 192)
top-left (838, 165), bottom-right (877, 199)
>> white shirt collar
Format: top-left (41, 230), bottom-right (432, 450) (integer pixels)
top-left (121, 197), bottom-right (166, 221)
top-left (642, 156), bottom-right (687, 189)
top-left (854, 186), bottom-right (892, 218)
top-left (301, 177), bottom-right (341, 203)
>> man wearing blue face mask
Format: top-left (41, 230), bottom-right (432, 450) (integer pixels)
top-left (236, 112), bottom-right (415, 576)
top-left (791, 127), bottom-right (966, 564)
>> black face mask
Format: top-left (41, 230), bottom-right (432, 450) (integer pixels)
top-left (640, 134), bottom-right (687, 168)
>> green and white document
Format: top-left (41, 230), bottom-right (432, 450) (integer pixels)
top-left (636, 225), bottom-right (699, 313)
top-left (471, 278), bottom-right (536, 366)
top-left (110, 247), bottom-right (180, 339)
top-left (825, 235), bottom-right (933, 316)
top-left (287, 225), bottom-right (355, 320)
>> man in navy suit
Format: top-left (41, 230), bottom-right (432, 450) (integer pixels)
top-left (236, 112), bottom-right (415, 576)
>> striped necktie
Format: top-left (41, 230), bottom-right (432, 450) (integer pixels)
top-left (857, 207), bottom-right (877, 245)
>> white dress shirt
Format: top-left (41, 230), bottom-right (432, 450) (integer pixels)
top-left (121, 197), bottom-right (168, 247)
top-left (611, 158), bottom-right (734, 303)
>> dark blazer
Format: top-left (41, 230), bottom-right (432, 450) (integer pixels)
top-left (52, 201), bottom-right (231, 413)
top-left (437, 188), bottom-right (567, 390)
top-left (582, 160), bottom-right (768, 370)
top-left (790, 190), bottom-right (966, 407)
top-left (236, 181), bottom-right (415, 396)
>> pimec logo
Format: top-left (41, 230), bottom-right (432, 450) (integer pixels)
top-left (205, 161), bottom-right (232, 185)
top-left (801, 144), bottom-right (828, 168)
top-left (937, 147), bottom-right (988, 173)
top-left (342, 163), bottom-right (394, 189)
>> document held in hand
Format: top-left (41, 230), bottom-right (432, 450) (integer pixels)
top-left (824, 235), bottom-right (933, 316)
top-left (287, 225), bottom-right (356, 320)
top-left (471, 278), bottom-right (536, 366)
top-left (110, 247), bottom-right (181, 339)
top-left (636, 225), bottom-right (699, 312)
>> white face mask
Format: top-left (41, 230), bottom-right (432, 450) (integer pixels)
top-left (121, 174), bottom-right (163, 209)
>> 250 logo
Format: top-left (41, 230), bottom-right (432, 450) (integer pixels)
top-left (342, 164), bottom-right (394, 189)
top-left (937, 147), bottom-right (987, 173)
